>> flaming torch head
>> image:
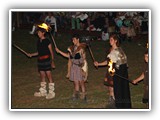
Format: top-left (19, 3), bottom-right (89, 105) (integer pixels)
top-left (108, 59), bottom-right (115, 76)
top-left (37, 23), bottom-right (50, 32)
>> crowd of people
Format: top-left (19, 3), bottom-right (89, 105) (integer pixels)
top-left (13, 12), bottom-right (148, 41)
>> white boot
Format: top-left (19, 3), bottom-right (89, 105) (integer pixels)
top-left (34, 82), bottom-right (47, 97)
top-left (46, 83), bottom-right (55, 99)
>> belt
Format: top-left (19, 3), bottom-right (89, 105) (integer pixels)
top-left (38, 55), bottom-right (50, 60)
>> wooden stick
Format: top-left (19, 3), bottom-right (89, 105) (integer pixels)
top-left (13, 44), bottom-right (28, 56)
top-left (88, 45), bottom-right (96, 62)
top-left (114, 73), bottom-right (137, 85)
top-left (87, 45), bottom-right (98, 69)
top-left (50, 32), bottom-right (57, 48)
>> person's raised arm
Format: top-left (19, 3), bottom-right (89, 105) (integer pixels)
top-left (94, 60), bottom-right (108, 67)
top-left (132, 72), bottom-right (144, 84)
top-left (27, 52), bottom-right (38, 58)
top-left (55, 47), bottom-right (69, 58)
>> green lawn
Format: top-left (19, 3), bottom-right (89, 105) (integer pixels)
top-left (11, 29), bottom-right (149, 109)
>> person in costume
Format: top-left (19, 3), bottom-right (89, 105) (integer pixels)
top-left (94, 34), bottom-right (132, 109)
top-left (27, 23), bottom-right (56, 99)
top-left (55, 34), bottom-right (88, 102)
top-left (132, 50), bottom-right (149, 108)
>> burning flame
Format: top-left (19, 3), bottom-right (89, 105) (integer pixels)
top-left (108, 59), bottom-right (115, 76)
top-left (38, 23), bottom-right (50, 32)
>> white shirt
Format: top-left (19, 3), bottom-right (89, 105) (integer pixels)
top-left (45, 16), bottom-right (57, 32)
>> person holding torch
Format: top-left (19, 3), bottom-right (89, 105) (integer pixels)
top-left (132, 49), bottom-right (149, 108)
top-left (94, 34), bottom-right (132, 109)
top-left (27, 23), bottom-right (56, 99)
top-left (55, 34), bottom-right (88, 102)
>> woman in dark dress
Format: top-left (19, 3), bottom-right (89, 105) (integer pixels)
top-left (94, 34), bottom-right (132, 109)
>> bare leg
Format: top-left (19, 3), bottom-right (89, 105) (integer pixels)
top-left (39, 71), bottom-right (46, 82)
top-left (72, 80), bottom-right (80, 100)
top-left (109, 86), bottom-right (114, 98)
top-left (46, 71), bottom-right (53, 83)
top-left (34, 71), bottom-right (47, 97)
top-left (80, 80), bottom-right (85, 93)
top-left (79, 80), bottom-right (87, 101)
top-left (104, 77), bottom-right (115, 108)
top-left (74, 80), bottom-right (80, 92)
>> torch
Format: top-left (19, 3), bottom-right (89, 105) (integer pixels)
top-left (83, 37), bottom-right (96, 62)
top-left (85, 38), bottom-right (98, 69)
top-left (87, 44), bottom-right (96, 62)
top-left (38, 23), bottom-right (57, 48)
top-left (108, 59), bottom-right (136, 85)
top-left (49, 31), bottom-right (57, 48)
top-left (12, 43), bottom-right (29, 57)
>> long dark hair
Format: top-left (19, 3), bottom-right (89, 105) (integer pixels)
top-left (110, 34), bottom-right (120, 47)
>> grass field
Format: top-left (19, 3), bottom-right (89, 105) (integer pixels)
top-left (11, 29), bottom-right (149, 110)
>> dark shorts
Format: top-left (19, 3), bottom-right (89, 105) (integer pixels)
top-left (37, 57), bottom-right (51, 71)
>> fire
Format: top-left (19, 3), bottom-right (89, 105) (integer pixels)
top-left (38, 23), bottom-right (50, 32)
top-left (108, 59), bottom-right (115, 76)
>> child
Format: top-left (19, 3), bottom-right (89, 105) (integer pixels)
top-left (55, 34), bottom-right (88, 102)
top-left (27, 24), bottom-right (55, 99)
top-left (132, 50), bottom-right (149, 108)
